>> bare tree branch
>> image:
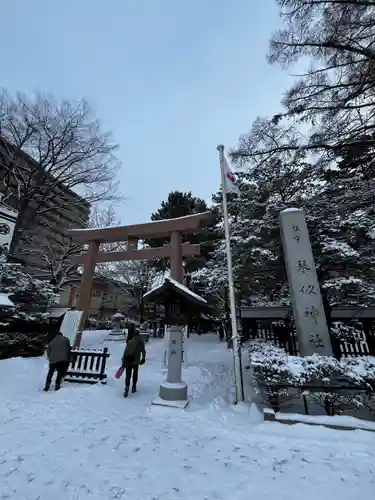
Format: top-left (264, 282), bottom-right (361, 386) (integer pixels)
top-left (22, 205), bottom-right (125, 289)
top-left (231, 1), bottom-right (375, 164)
top-left (0, 90), bottom-right (122, 236)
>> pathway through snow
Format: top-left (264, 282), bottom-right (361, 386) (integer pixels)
top-left (0, 332), bottom-right (374, 499)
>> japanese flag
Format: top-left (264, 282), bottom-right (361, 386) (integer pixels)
top-left (223, 156), bottom-right (240, 196)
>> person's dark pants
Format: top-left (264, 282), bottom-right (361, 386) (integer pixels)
top-left (125, 364), bottom-right (139, 389)
top-left (44, 360), bottom-right (69, 390)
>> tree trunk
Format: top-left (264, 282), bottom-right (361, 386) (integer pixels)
top-left (139, 292), bottom-right (144, 323)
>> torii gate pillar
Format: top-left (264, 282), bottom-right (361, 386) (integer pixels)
top-left (170, 231), bottom-right (184, 283)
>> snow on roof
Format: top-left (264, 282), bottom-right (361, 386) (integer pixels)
top-left (111, 312), bottom-right (125, 319)
top-left (280, 207), bottom-right (302, 213)
top-left (143, 277), bottom-right (207, 304)
top-left (48, 308), bottom-right (70, 318)
top-left (0, 293), bottom-right (14, 308)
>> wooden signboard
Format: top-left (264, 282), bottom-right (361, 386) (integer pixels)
top-left (60, 310), bottom-right (83, 344)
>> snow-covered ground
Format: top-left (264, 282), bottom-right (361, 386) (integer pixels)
top-left (0, 331), bottom-right (374, 500)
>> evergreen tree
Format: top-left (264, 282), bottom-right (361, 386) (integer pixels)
top-left (151, 191), bottom-right (208, 222)
top-left (147, 191), bottom-right (220, 274)
top-left (0, 263), bottom-right (58, 319)
top-left (225, 0), bottom-right (375, 309)
top-left (194, 140), bottom-right (316, 306)
top-left (195, 144), bottom-right (375, 308)
top-left (0, 263), bottom-right (59, 359)
top-left (305, 144), bottom-right (375, 307)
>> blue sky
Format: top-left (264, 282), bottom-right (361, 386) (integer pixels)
top-left (2, 0), bottom-right (294, 225)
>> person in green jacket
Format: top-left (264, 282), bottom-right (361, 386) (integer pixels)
top-left (122, 330), bottom-right (146, 398)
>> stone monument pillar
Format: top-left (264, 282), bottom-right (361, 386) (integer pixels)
top-left (158, 325), bottom-right (188, 404)
top-left (279, 208), bottom-right (333, 356)
top-left (144, 277), bottom-right (207, 408)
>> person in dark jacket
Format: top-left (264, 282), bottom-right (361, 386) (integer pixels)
top-left (126, 323), bottom-right (136, 342)
top-left (44, 332), bottom-right (71, 391)
top-left (218, 322), bottom-right (225, 341)
top-left (122, 330), bottom-right (146, 398)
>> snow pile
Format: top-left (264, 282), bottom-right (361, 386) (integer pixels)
top-left (276, 412), bottom-right (375, 431)
top-left (0, 293), bottom-right (14, 307)
top-left (0, 332), bottom-right (374, 499)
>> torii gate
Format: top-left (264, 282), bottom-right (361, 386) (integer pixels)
top-left (67, 212), bottom-right (213, 345)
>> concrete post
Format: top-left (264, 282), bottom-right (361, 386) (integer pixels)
top-left (279, 208), bottom-right (333, 356)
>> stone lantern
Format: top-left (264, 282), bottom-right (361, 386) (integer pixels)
top-left (105, 312), bottom-right (125, 342)
top-left (143, 277), bottom-right (207, 408)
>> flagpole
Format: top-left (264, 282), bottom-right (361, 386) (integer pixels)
top-left (217, 145), bottom-right (244, 403)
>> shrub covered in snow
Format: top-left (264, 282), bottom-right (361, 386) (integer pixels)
top-left (0, 326), bottom-right (52, 360)
top-left (0, 263), bottom-right (60, 358)
top-left (0, 263), bottom-right (58, 319)
top-left (248, 341), bottom-right (375, 388)
top-left (248, 341), bottom-right (375, 415)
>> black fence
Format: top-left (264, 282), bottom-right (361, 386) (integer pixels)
top-left (242, 319), bottom-right (375, 358)
top-left (65, 348), bottom-right (110, 384)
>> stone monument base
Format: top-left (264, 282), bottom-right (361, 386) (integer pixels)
top-left (152, 396), bottom-right (190, 409)
top-left (152, 381), bottom-right (189, 408)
